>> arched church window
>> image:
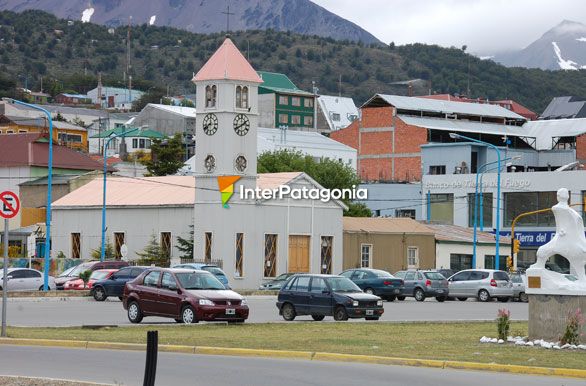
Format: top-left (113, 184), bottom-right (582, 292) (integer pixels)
top-left (236, 85), bottom-right (248, 109)
top-left (236, 86), bottom-right (242, 108)
top-left (205, 85), bottom-right (217, 108)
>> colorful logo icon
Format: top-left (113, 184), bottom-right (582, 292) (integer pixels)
top-left (217, 176), bottom-right (241, 208)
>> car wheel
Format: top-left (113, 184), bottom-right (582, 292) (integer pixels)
top-left (38, 286), bottom-right (50, 291)
top-left (180, 305), bottom-right (198, 324)
top-left (457, 297), bottom-right (467, 301)
top-left (127, 301), bottom-right (143, 324)
top-left (311, 315), bottom-right (325, 321)
top-left (519, 292), bottom-right (528, 303)
top-left (386, 296), bottom-right (396, 302)
top-left (498, 297), bottom-right (510, 303)
top-left (93, 286), bottom-right (107, 302)
top-left (364, 288), bottom-right (375, 295)
top-left (478, 289), bottom-right (491, 302)
top-left (435, 296), bottom-right (446, 302)
top-left (333, 306), bottom-right (348, 321)
top-left (414, 288), bottom-right (425, 302)
top-left (397, 296), bottom-right (406, 301)
top-left (365, 317), bottom-right (379, 321)
top-left (281, 303), bottom-right (296, 321)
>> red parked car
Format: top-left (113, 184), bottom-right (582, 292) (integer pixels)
top-left (63, 269), bottom-right (118, 290)
top-left (123, 268), bottom-right (249, 324)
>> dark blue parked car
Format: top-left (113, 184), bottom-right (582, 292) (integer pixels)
top-left (340, 268), bottom-right (404, 301)
top-left (91, 266), bottom-right (148, 301)
top-left (276, 274), bottom-right (384, 321)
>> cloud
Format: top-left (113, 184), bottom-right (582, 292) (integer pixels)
top-left (311, 0), bottom-right (586, 54)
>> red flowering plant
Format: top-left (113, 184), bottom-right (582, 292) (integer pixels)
top-left (496, 308), bottom-right (511, 340)
top-left (560, 309), bottom-right (585, 345)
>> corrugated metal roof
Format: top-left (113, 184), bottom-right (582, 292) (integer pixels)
top-left (399, 115), bottom-right (531, 138)
top-left (524, 118), bottom-right (586, 150)
top-left (257, 71), bottom-right (298, 90)
top-left (90, 127), bottom-right (165, 139)
top-left (369, 94), bottom-right (526, 120)
top-left (317, 95), bottom-right (359, 131)
top-left (52, 173), bottom-right (302, 208)
top-left (540, 96), bottom-right (586, 120)
top-left (257, 127), bottom-right (356, 153)
top-left (145, 104), bottom-right (196, 118)
top-left (59, 93), bottom-right (90, 99)
top-left (424, 223), bottom-right (511, 245)
top-left (2, 115), bottom-right (87, 131)
top-left (343, 217), bottom-right (435, 234)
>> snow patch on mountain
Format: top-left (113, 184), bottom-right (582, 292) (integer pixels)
top-left (81, 7), bottom-right (94, 23)
top-left (577, 37), bottom-right (586, 42)
top-left (149, 15), bottom-right (156, 25)
top-left (552, 41), bottom-right (578, 70)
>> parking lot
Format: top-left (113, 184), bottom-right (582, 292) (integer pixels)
top-left (0, 296), bottom-right (528, 327)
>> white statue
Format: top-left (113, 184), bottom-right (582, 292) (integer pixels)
top-left (527, 188), bottom-right (586, 293)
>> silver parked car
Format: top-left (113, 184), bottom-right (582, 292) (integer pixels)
top-left (0, 268), bottom-right (56, 291)
top-left (510, 272), bottom-right (528, 302)
top-left (447, 269), bottom-right (513, 302)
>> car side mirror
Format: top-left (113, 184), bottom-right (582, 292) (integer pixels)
top-left (176, 288), bottom-right (182, 294)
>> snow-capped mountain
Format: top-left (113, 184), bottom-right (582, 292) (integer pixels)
top-left (495, 20), bottom-right (586, 70)
top-left (0, 0), bottom-right (380, 44)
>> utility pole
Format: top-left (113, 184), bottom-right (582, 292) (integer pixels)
top-left (40, 76), bottom-right (43, 93)
top-left (338, 74), bottom-right (341, 97)
top-left (127, 16), bottom-right (133, 107)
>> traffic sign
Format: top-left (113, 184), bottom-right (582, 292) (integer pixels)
top-left (0, 191), bottom-right (20, 219)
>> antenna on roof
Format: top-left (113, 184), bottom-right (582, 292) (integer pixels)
top-left (222, 1), bottom-right (235, 36)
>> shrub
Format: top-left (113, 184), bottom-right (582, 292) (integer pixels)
top-left (79, 270), bottom-right (92, 288)
top-left (560, 309), bottom-right (585, 345)
top-left (496, 308), bottom-right (510, 340)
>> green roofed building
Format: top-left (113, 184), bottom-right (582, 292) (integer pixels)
top-left (257, 71), bottom-right (316, 131)
top-left (89, 127), bottom-right (165, 156)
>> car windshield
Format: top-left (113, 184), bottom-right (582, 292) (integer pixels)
top-left (372, 270), bottom-right (393, 278)
top-left (394, 271), bottom-right (406, 278)
top-left (176, 272), bottom-right (225, 290)
top-left (90, 271), bottom-right (112, 280)
top-left (493, 272), bottom-right (510, 281)
top-left (326, 277), bottom-right (362, 292)
top-left (275, 273), bottom-right (290, 281)
top-left (424, 272), bottom-right (444, 280)
top-left (70, 263), bottom-right (93, 277)
top-left (202, 266), bottom-right (225, 276)
top-left (58, 266), bottom-right (77, 277)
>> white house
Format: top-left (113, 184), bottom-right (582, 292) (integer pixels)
top-left (87, 87), bottom-right (144, 110)
top-left (316, 95), bottom-right (359, 132)
top-left (131, 103), bottom-right (196, 137)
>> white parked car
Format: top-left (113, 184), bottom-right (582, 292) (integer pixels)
top-left (447, 269), bottom-right (513, 302)
top-left (0, 268), bottom-right (56, 291)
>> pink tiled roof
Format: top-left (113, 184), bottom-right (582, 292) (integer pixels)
top-left (193, 38), bottom-right (263, 83)
top-left (53, 173), bottom-right (302, 208)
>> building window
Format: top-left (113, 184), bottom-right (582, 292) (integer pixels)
top-left (450, 254), bottom-right (472, 271)
top-left (132, 138), bottom-right (138, 148)
top-left (6, 130), bottom-right (14, 134)
top-left (71, 233), bottom-right (81, 259)
top-left (484, 255), bottom-right (507, 270)
top-left (160, 232), bottom-right (171, 258)
top-left (278, 114), bottom-right (288, 124)
top-left (360, 244), bottom-right (372, 268)
top-left (139, 138), bottom-right (146, 149)
top-left (395, 209), bottom-right (416, 219)
top-left (304, 98), bottom-right (314, 108)
top-left (204, 232), bottom-right (212, 263)
top-left (264, 234), bottom-right (277, 277)
top-left (429, 193), bottom-right (454, 224)
top-left (18, 130), bottom-right (27, 133)
top-left (331, 113), bottom-right (341, 122)
top-left (429, 165), bottom-right (446, 175)
top-left (320, 236), bottom-right (333, 274)
top-left (304, 116), bottom-right (313, 126)
top-left (279, 95), bottom-right (288, 105)
top-left (291, 97), bottom-right (301, 106)
top-left (205, 85), bottom-right (217, 108)
top-left (291, 115), bottom-right (301, 125)
top-left (113, 232), bottom-right (125, 260)
top-left (407, 247), bottom-right (419, 268)
top-left (235, 233), bottom-right (244, 278)
top-left (503, 191), bottom-right (557, 227)
top-left (468, 193), bottom-right (493, 228)
top-left (236, 85), bottom-right (249, 109)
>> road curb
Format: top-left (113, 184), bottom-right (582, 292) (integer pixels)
top-left (0, 337), bottom-right (585, 379)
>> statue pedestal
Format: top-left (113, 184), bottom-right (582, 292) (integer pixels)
top-left (526, 267), bottom-right (586, 341)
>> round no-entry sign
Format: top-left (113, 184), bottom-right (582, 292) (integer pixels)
top-left (0, 191), bottom-right (20, 219)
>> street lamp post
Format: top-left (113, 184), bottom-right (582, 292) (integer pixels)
top-left (8, 99), bottom-right (52, 290)
top-left (479, 157), bottom-right (520, 232)
top-left (450, 133), bottom-right (502, 269)
top-left (100, 127), bottom-right (141, 261)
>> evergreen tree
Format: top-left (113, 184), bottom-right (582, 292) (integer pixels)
top-left (176, 225), bottom-right (194, 260)
top-left (143, 133), bottom-right (185, 176)
top-left (90, 237), bottom-right (116, 260)
top-left (136, 233), bottom-right (170, 267)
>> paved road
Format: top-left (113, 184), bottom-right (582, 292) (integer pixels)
top-left (0, 296), bottom-right (528, 327)
top-left (0, 345), bottom-right (579, 386)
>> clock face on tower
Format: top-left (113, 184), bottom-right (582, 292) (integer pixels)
top-left (233, 114), bottom-right (250, 136)
top-left (203, 113), bottom-right (218, 136)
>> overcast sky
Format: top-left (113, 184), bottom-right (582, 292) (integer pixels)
top-left (311, 0), bottom-right (586, 54)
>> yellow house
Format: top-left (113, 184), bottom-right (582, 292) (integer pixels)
top-left (0, 114), bottom-right (88, 152)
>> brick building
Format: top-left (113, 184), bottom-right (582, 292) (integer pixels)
top-left (331, 94), bottom-right (526, 182)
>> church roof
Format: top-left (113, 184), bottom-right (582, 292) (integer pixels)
top-left (193, 38), bottom-right (263, 83)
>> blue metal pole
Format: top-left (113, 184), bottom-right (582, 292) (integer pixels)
top-left (10, 99), bottom-right (52, 291)
top-left (426, 190), bottom-right (431, 222)
top-left (472, 171), bottom-right (480, 268)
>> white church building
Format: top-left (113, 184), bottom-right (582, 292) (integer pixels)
top-left (191, 38), bottom-right (345, 288)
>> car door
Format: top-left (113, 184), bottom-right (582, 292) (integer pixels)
top-left (105, 268), bottom-right (131, 296)
top-left (448, 271), bottom-right (470, 296)
top-left (158, 272), bottom-right (181, 317)
top-left (403, 271), bottom-right (416, 294)
top-left (291, 276), bottom-right (311, 315)
top-left (465, 271), bottom-right (487, 296)
top-left (140, 270), bottom-right (162, 314)
top-left (351, 270), bottom-right (368, 290)
top-left (309, 277), bottom-right (332, 316)
top-left (23, 269), bottom-right (43, 291)
top-left (7, 269), bottom-right (27, 291)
